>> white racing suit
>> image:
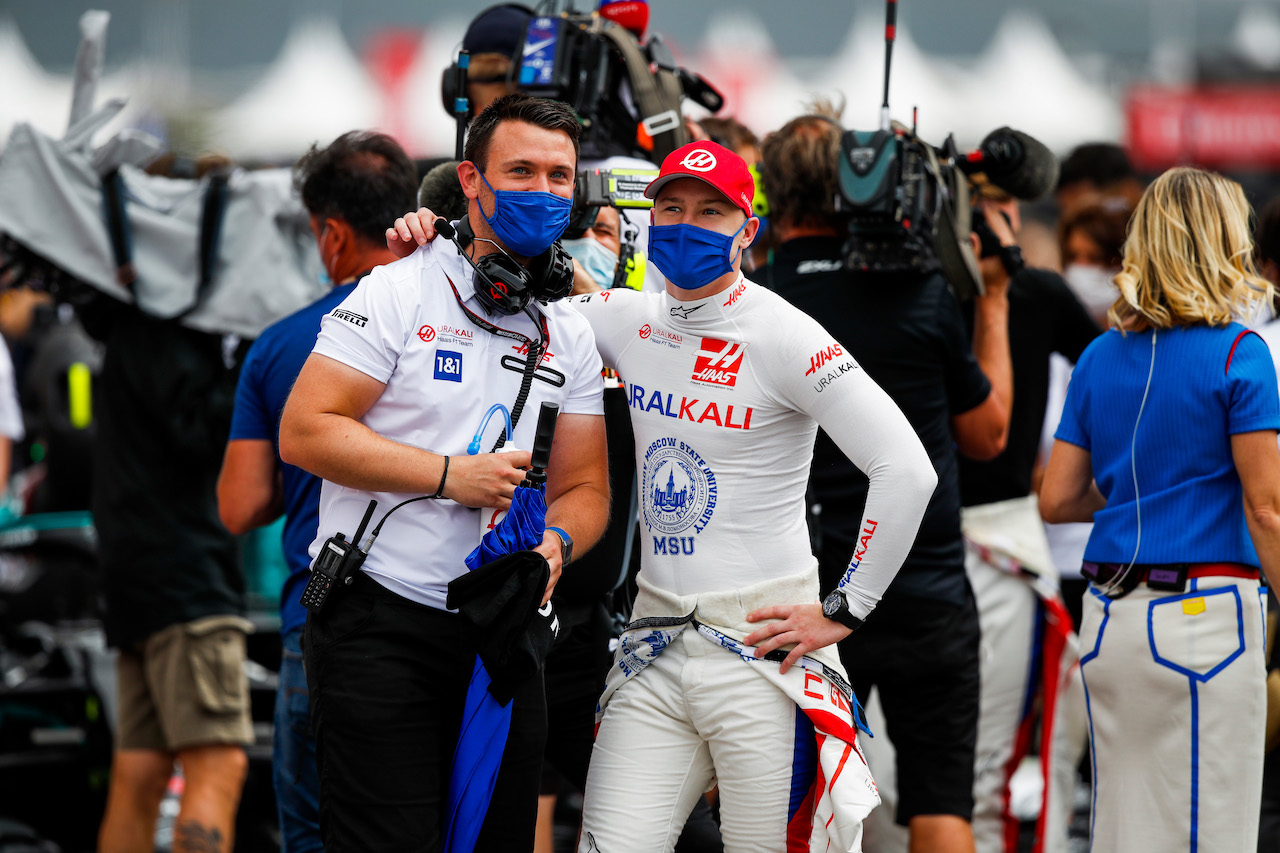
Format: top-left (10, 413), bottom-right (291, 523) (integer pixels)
top-left (580, 570), bottom-right (880, 853)
top-left (569, 277), bottom-right (936, 852)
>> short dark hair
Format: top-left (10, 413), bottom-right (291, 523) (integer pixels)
top-left (760, 115), bottom-right (841, 229)
top-left (464, 94), bottom-right (581, 172)
top-left (1057, 143), bottom-right (1136, 193)
top-left (293, 131), bottom-right (418, 245)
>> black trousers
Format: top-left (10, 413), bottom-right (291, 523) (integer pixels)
top-left (838, 585), bottom-right (982, 824)
top-left (304, 570), bottom-right (547, 852)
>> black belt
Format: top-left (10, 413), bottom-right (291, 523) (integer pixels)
top-left (1082, 561), bottom-right (1259, 598)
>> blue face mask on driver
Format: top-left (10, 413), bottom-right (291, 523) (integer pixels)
top-left (647, 220), bottom-right (747, 290)
top-left (478, 170), bottom-right (572, 257)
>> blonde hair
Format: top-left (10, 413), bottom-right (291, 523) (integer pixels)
top-left (1109, 167), bottom-right (1272, 330)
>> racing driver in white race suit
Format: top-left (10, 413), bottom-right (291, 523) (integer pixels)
top-left (388, 139), bottom-right (937, 853)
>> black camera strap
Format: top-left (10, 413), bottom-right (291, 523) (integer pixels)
top-left (444, 273), bottom-right (549, 452)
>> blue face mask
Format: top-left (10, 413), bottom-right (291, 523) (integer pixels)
top-left (561, 237), bottom-right (619, 288)
top-left (478, 170), bottom-right (572, 257)
top-left (648, 221), bottom-right (747, 290)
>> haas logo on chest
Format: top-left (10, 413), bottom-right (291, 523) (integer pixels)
top-left (692, 338), bottom-right (746, 388)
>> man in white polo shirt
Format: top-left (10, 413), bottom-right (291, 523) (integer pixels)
top-left (278, 95), bottom-right (610, 852)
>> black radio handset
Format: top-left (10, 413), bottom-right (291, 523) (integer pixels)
top-left (300, 499), bottom-right (378, 613)
top-left (524, 402), bottom-right (560, 488)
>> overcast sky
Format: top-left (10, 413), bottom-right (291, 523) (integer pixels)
top-left (2, 0), bottom-right (1257, 73)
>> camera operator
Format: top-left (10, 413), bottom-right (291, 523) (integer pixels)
top-left (957, 183), bottom-right (1100, 853)
top-left (279, 95), bottom-right (610, 852)
top-left (758, 113), bottom-right (1015, 853)
top-left (448, 2), bottom-right (666, 292)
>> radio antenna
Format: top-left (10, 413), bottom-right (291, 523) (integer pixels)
top-left (881, 0), bottom-right (898, 131)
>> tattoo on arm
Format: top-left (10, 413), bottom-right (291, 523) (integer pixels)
top-left (174, 820), bottom-right (226, 853)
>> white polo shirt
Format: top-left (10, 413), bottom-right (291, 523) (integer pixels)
top-left (308, 239), bottom-right (604, 610)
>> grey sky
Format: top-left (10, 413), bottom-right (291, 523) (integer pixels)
top-left (2, 0), bottom-right (1255, 75)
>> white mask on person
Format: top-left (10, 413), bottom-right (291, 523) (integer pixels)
top-left (562, 236), bottom-right (619, 289)
top-left (1063, 264), bottom-right (1119, 320)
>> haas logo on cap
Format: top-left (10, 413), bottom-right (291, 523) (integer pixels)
top-left (681, 150), bottom-right (717, 172)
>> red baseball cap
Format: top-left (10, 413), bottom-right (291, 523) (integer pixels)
top-left (644, 141), bottom-right (755, 217)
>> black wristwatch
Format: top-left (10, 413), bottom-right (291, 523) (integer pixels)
top-left (822, 589), bottom-right (865, 632)
top-left (546, 526), bottom-right (573, 565)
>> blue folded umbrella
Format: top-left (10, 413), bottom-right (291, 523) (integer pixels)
top-left (466, 486), bottom-right (547, 570)
top-left (444, 483), bottom-right (548, 853)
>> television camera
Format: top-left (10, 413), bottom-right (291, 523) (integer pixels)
top-left (442, 1), bottom-right (724, 164)
top-left (835, 0), bottom-right (1059, 298)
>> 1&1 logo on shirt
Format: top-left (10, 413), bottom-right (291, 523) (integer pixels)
top-left (434, 350), bottom-right (463, 382)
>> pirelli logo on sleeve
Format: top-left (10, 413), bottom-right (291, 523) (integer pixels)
top-left (332, 308), bottom-right (368, 328)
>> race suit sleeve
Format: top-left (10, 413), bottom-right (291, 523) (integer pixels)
top-left (769, 311), bottom-right (938, 621)
top-left (566, 289), bottom-right (647, 370)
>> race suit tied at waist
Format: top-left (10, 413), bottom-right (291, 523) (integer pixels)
top-left (446, 549), bottom-right (555, 704)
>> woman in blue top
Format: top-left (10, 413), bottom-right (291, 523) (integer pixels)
top-left (1040, 166), bottom-right (1280, 853)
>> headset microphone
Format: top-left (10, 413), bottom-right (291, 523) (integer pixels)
top-left (956, 127), bottom-right (1060, 202)
top-left (435, 217), bottom-right (459, 243)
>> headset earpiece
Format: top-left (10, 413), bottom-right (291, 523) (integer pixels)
top-left (532, 241), bottom-right (576, 303)
top-left (441, 60), bottom-right (460, 117)
top-left (455, 217), bottom-right (576, 315)
top-left (473, 252), bottom-right (537, 315)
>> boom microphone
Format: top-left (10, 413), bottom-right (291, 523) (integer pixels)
top-left (957, 127), bottom-right (1059, 201)
top-left (676, 68), bottom-right (724, 113)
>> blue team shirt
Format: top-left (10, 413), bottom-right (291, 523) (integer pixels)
top-left (229, 283), bottom-right (357, 634)
top-left (1056, 323), bottom-right (1280, 567)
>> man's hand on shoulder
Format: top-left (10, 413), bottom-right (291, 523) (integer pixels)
top-left (744, 603), bottom-right (852, 675)
top-left (386, 208), bottom-right (441, 259)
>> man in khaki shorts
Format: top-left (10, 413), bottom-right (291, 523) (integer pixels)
top-left (113, 614), bottom-right (254, 753)
top-left (93, 308), bottom-right (254, 853)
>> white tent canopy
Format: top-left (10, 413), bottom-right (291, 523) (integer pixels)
top-left (692, 9), bottom-right (813, 136)
top-left (964, 10), bottom-right (1121, 153)
top-left (1232, 3), bottom-right (1280, 70)
top-left (0, 18), bottom-right (74, 144)
top-left (810, 13), bottom-right (971, 144)
top-left (211, 18), bottom-right (386, 161)
top-left (399, 16), bottom-right (470, 159)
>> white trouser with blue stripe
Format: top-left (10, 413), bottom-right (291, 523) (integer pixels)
top-left (1079, 575), bottom-right (1266, 853)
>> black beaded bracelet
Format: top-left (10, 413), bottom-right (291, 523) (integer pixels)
top-left (434, 455), bottom-right (450, 499)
